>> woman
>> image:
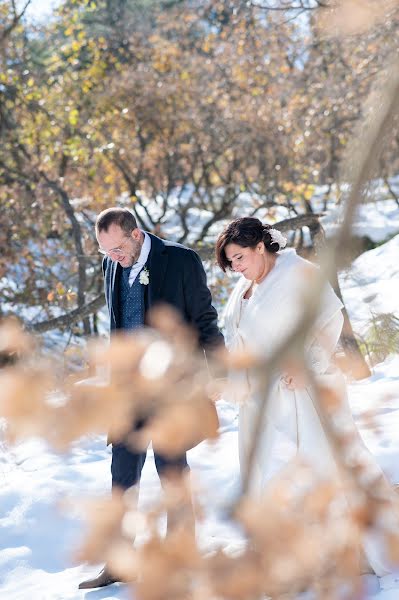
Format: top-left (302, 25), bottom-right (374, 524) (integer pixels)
top-left (216, 216), bottom-right (395, 577)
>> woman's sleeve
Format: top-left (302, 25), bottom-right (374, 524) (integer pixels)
top-left (306, 310), bottom-right (344, 375)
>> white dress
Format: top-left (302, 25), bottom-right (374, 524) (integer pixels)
top-left (224, 249), bottom-right (395, 576)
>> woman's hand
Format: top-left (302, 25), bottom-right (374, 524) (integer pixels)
top-left (205, 378), bottom-right (227, 402)
top-left (281, 373), bottom-right (307, 390)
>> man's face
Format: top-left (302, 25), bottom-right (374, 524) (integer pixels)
top-left (97, 224), bottom-right (143, 268)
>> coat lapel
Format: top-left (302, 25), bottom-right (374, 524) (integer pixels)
top-left (109, 259), bottom-right (121, 327)
top-left (146, 233), bottom-right (168, 308)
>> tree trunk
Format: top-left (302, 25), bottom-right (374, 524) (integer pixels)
top-left (46, 179), bottom-right (91, 335)
top-left (330, 271), bottom-right (371, 379)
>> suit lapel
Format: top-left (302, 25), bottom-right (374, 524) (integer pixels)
top-left (109, 259), bottom-right (121, 326)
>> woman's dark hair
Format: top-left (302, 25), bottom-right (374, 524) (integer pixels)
top-left (95, 207), bottom-right (138, 236)
top-left (215, 217), bottom-right (281, 272)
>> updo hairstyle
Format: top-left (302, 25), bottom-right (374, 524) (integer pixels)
top-left (215, 217), bottom-right (282, 272)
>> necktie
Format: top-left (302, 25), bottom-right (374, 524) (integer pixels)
top-left (122, 267), bottom-right (132, 286)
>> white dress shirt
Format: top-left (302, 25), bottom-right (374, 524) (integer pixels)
top-left (128, 231), bottom-right (151, 286)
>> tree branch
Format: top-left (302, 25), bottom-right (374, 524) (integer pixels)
top-left (1, 0), bottom-right (32, 44)
top-left (28, 294), bottom-right (105, 334)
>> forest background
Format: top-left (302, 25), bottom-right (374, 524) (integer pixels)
top-left (1, 0), bottom-right (399, 359)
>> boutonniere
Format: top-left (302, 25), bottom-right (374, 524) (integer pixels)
top-left (139, 267), bottom-right (150, 285)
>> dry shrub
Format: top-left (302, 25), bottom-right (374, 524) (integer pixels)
top-left (136, 388), bottom-right (219, 457)
top-left (74, 472), bottom-right (203, 597)
top-left (0, 366), bottom-right (56, 442)
top-left (134, 511), bottom-right (203, 600)
top-left (235, 463), bottom-right (361, 597)
top-left (73, 489), bottom-right (139, 582)
top-left (75, 489), bottom-right (131, 563)
top-left (0, 318), bottom-right (56, 442)
top-left (0, 317), bottom-right (34, 360)
top-left (0, 308), bottom-right (221, 453)
top-left (207, 549), bottom-right (265, 600)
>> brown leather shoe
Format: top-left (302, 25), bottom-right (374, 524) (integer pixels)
top-left (78, 566), bottom-right (119, 589)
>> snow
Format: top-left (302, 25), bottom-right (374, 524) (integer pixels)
top-left (131, 184), bottom-right (399, 246)
top-left (1, 359), bottom-right (399, 598)
top-left (339, 233), bottom-right (399, 338)
top-left (323, 199), bottom-right (399, 244)
top-left (1, 206), bottom-right (399, 598)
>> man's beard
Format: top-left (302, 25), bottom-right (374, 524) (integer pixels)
top-left (120, 240), bottom-right (142, 266)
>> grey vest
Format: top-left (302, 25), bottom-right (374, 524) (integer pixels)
top-left (119, 267), bottom-right (145, 330)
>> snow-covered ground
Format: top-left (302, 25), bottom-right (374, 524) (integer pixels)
top-left (1, 354), bottom-right (399, 599)
top-left (1, 234), bottom-right (399, 598)
top-left (339, 233), bottom-right (399, 338)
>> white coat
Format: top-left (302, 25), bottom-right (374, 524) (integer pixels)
top-left (224, 248), bottom-right (394, 576)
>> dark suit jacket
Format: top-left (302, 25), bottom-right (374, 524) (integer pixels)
top-left (102, 232), bottom-right (224, 351)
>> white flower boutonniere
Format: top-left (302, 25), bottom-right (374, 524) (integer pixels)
top-left (139, 267), bottom-right (150, 285)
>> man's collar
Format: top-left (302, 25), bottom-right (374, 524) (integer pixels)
top-left (136, 230), bottom-right (151, 266)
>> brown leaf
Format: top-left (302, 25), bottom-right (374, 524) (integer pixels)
top-left (74, 490), bottom-right (132, 565)
top-left (0, 367), bottom-right (54, 442)
top-left (0, 318), bottom-right (34, 356)
top-left (139, 394), bottom-right (219, 457)
top-left (387, 532), bottom-right (399, 565)
top-left (207, 550), bottom-right (264, 600)
top-left (136, 529), bottom-right (201, 600)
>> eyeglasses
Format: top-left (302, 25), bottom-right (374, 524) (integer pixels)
top-left (98, 237), bottom-right (130, 256)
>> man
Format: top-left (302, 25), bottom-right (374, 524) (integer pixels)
top-left (79, 207), bottom-right (223, 589)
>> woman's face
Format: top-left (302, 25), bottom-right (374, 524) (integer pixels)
top-left (225, 242), bottom-right (265, 281)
